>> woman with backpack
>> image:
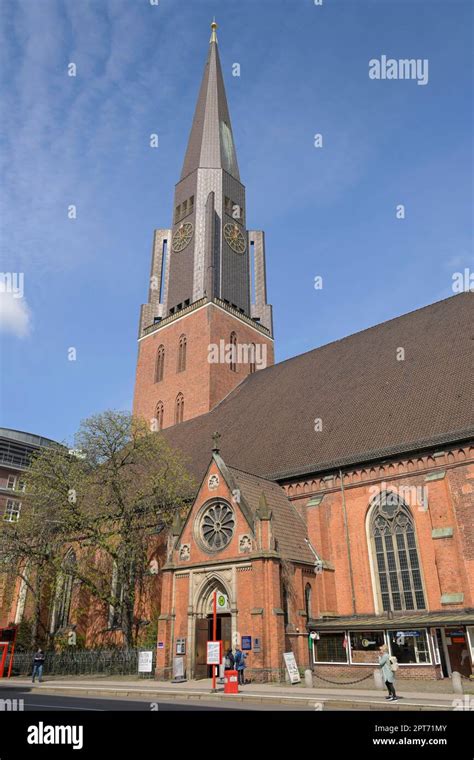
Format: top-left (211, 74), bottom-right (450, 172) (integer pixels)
top-left (234, 646), bottom-right (247, 685)
top-left (224, 648), bottom-right (235, 671)
top-left (378, 644), bottom-right (398, 702)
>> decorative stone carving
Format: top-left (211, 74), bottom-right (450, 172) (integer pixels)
top-left (239, 534), bottom-right (252, 553)
top-left (179, 543), bottom-right (190, 561)
top-left (208, 474), bottom-right (219, 490)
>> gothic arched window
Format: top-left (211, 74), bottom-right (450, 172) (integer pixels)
top-left (155, 345), bottom-right (165, 383)
top-left (230, 332), bottom-right (237, 372)
top-left (155, 401), bottom-right (164, 431)
top-left (249, 343), bottom-right (256, 374)
top-left (109, 562), bottom-right (124, 629)
top-left (55, 549), bottom-right (77, 631)
top-left (177, 334), bottom-right (187, 373)
top-left (305, 583), bottom-right (312, 619)
top-left (369, 492), bottom-right (426, 612)
top-left (175, 393), bottom-right (184, 424)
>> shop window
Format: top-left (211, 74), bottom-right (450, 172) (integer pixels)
top-left (388, 629), bottom-right (431, 664)
top-left (349, 630), bottom-right (385, 664)
top-left (313, 632), bottom-right (348, 663)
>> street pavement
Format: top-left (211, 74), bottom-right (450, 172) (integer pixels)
top-left (0, 676), bottom-right (463, 711)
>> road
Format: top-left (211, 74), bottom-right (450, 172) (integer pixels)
top-left (0, 687), bottom-right (327, 711)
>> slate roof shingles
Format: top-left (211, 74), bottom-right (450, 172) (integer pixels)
top-left (162, 293), bottom-right (474, 482)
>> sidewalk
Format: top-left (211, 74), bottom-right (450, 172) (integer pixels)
top-left (1, 675), bottom-right (465, 710)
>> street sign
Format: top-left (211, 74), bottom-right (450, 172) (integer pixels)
top-left (207, 640), bottom-right (222, 665)
top-left (241, 636), bottom-right (252, 651)
top-left (216, 593), bottom-right (229, 611)
top-left (283, 652), bottom-right (301, 684)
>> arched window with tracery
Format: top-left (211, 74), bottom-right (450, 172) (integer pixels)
top-left (230, 332), bottom-right (237, 372)
top-left (155, 344), bottom-right (165, 383)
top-left (155, 401), bottom-right (164, 431)
top-left (177, 334), bottom-right (187, 373)
top-left (54, 549), bottom-right (77, 631)
top-left (175, 393), bottom-right (184, 424)
top-left (369, 491), bottom-right (426, 612)
top-left (249, 342), bottom-right (256, 374)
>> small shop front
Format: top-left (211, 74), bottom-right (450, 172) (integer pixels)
top-left (308, 612), bottom-right (474, 680)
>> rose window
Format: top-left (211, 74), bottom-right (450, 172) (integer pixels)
top-left (200, 502), bottom-right (235, 551)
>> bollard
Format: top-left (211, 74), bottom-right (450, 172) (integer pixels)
top-left (373, 668), bottom-right (384, 690)
top-left (451, 671), bottom-right (463, 694)
top-left (304, 669), bottom-right (313, 688)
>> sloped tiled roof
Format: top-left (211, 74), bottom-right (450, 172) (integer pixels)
top-left (163, 293), bottom-right (474, 481)
top-left (225, 464), bottom-right (315, 564)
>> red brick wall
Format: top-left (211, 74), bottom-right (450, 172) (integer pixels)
top-left (133, 302), bottom-right (274, 430)
top-left (289, 453), bottom-right (474, 619)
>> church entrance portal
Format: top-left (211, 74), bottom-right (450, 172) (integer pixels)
top-left (195, 614), bottom-right (232, 679)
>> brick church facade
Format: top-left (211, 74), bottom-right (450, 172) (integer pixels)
top-left (133, 23), bottom-right (474, 682)
top-left (2, 23), bottom-right (472, 684)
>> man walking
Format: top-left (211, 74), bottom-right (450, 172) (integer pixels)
top-left (32, 648), bottom-right (45, 683)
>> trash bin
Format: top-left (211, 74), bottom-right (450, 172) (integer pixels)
top-left (224, 669), bottom-right (239, 694)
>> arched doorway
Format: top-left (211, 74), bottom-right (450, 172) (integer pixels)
top-left (194, 577), bottom-right (232, 679)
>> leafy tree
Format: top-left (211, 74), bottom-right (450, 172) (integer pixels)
top-left (0, 411), bottom-right (195, 650)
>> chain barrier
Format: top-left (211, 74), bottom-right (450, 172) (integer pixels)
top-left (312, 669), bottom-right (374, 685)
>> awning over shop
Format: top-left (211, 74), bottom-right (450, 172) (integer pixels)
top-left (308, 609), bottom-right (474, 631)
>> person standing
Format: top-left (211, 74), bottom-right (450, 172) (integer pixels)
top-left (32, 648), bottom-right (45, 683)
top-left (378, 644), bottom-right (398, 701)
top-left (234, 646), bottom-right (246, 685)
top-left (224, 648), bottom-right (235, 671)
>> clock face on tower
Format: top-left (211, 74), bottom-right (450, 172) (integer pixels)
top-left (224, 222), bottom-right (246, 254)
top-left (172, 222), bottom-right (194, 252)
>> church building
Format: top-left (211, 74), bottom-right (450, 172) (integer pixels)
top-left (133, 22), bottom-right (474, 683)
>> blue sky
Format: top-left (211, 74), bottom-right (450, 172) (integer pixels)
top-left (0, 0), bottom-right (472, 445)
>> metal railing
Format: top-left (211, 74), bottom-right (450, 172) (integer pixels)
top-left (6, 649), bottom-right (156, 679)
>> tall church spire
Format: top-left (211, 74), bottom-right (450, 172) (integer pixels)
top-left (133, 21), bottom-right (274, 430)
top-left (180, 20), bottom-right (240, 181)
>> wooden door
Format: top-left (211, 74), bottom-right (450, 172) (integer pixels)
top-left (221, 615), bottom-right (232, 657)
top-left (195, 618), bottom-right (209, 679)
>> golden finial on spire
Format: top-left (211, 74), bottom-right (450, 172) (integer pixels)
top-left (210, 18), bottom-right (218, 44)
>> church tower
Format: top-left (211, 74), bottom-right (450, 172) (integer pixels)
top-left (133, 22), bottom-right (274, 430)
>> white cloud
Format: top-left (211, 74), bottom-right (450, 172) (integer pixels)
top-left (0, 292), bottom-right (32, 338)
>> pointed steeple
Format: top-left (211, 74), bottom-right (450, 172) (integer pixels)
top-left (180, 21), bottom-right (240, 181)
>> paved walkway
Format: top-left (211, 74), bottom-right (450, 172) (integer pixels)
top-left (2, 675), bottom-right (468, 710)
